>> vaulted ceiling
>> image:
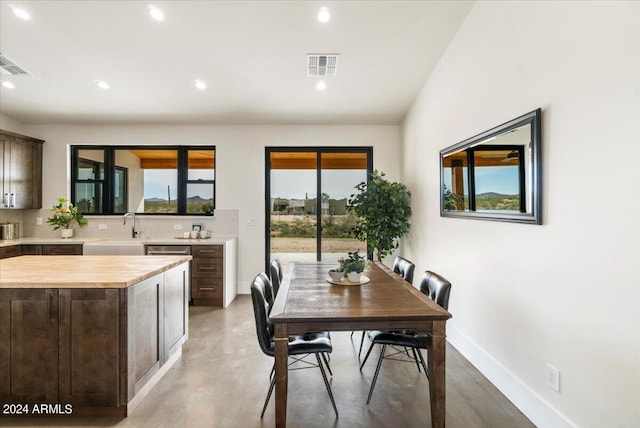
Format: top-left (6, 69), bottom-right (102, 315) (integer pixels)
top-left (0, 1), bottom-right (473, 125)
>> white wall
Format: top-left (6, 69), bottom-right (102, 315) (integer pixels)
top-left (401, 1), bottom-right (640, 428)
top-left (20, 124), bottom-right (400, 292)
top-left (0, 113), bottom-right (25, 135)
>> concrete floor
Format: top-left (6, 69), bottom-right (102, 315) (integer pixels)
top-left (3, 295), bottom-right (535, 428)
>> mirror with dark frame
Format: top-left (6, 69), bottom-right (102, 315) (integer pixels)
top-left (440, 108), bottom-right (542, 224)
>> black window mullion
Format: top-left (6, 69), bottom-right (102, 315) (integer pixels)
top-left (177, 148), bottom-right (188, 214)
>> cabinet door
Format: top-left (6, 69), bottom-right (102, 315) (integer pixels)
top-left (43, 244), bottom-right (83, 255)
top-left (0, 289), bottom-right (59, 404)
top-left (21, 245), bottom-right (43, 255)
top-left (0, 245), bottom-right (22, 259)
top-left (58, 289), bottom-right (122, 407)
top-left (0, 133), bottom-right (44, 209)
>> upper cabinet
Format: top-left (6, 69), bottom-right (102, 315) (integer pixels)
top-left (0, 130), bottom-right (44, 209)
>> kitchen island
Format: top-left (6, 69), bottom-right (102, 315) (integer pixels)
top-left (0, 255), bottom-right (191, 417)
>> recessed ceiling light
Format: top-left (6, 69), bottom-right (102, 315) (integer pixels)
top-left (317, 7), bottom-right (330, 23)
top-left (8, 4), bottom-right (31, 20)
top-left (316, 80), bottom-right (327, 91)
top-left (148, 5), bottom-right (165, 22)
top-left (195, 80), bottom-right (207, 90)
top-left (2, 81), bottom-right (16, 89)
top-left (95, 80), bottom-right (110, 90)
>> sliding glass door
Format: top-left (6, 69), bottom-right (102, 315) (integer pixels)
top-left (266, 147), bottom-right (372, 270)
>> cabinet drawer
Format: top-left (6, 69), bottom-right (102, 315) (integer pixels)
top-left (43, 244), bottom-right (83, 255)
top-left (192, 245), bottom-right (222, 258)
top-left (0, 245), bottom-right (22, 259)
top-left (192, 258), bottom-right (223, 277)
top-left (192, 278), bottom-right (223, 298)
top-left (21, 244), bottom-right (43, 255)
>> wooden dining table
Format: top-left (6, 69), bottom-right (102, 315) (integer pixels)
top-left (269, 261), bottom-right (452, 427)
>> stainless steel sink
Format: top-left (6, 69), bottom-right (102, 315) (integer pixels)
top-left (82, 240), bottom-right (145, 255)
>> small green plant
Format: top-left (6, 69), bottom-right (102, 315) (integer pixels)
top-left (338, 251), bottom-right (367, 274)
top-left (202, 203), bottom-right (214, 215)
top-left (47, 197), bottom-right (87, 230)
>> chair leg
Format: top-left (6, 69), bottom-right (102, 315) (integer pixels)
top-left (260, 374), bottom-right (276, 418)
top-left (316, 353), bottom-right (339, 417)
top-left (358, 331), bottom-right (366, 358)
top-left (411, 347), bottom-right (422, 373)
top-left (366, 344), bottom-right (386, 405)
top-left (321, 352), bottom-right (333, 377)
top-left (360, 341), bottom-right (376, 371)
top-left (416, 348), bottom-right (429, 379)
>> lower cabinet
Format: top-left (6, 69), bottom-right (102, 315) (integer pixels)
top-left (0, 245), bottom-right (22, 259)
top-left (0, 289), bottom-right (59, 404)
top-left (22, 244), bottom-right (83, 255)
top-left (191, 245), bottom-right (224, 306)
top-left (0, 263), bottom-right (189, 416)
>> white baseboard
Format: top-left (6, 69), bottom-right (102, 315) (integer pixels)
top-left (447, 324), bottom-right (576, 428)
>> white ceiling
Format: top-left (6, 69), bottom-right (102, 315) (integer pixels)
top-left (0, 0), bottom-right (473, 125)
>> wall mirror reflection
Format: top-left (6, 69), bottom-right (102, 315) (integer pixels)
top-left (72, 146), bottom-right (215, 215)
top-left (440, 109), bottom-right (541, 224)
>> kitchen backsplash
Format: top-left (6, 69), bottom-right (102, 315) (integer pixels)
top-left (12, 209), bottom-right (239, 240)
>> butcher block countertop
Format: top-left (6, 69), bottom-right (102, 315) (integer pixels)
top-left (0, 255), bottom-right (192, 288)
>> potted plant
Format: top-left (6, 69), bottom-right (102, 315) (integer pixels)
top-left (347, 170), bottom-right (411, 262)
top-left (342, 251), bottom-right (367, 282)
top-left (47, 197), bottom-right (87, 238)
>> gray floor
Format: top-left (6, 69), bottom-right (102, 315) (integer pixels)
top-left (3, 296), bottom-right (535, 428)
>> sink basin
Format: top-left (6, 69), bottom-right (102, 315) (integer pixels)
top-left (83, 240), bottom-right (145, 255)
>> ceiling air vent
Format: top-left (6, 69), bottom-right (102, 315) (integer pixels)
top-left (307, 54), bottom-right (338, 77)
top-left (0, 53), bottom-right (30, 76)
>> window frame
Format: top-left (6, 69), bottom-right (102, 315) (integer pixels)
top-left (71, 145), bottom-right (216, 215)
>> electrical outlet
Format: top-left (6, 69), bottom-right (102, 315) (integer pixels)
top-left (546, 364), bottom-right (560, 392)
top-left (98, 224), bottom-right (108, 230)
top-left (174, 224), bottom-right (182, 230)
top-left (36, 217), bottom-right (43, 225)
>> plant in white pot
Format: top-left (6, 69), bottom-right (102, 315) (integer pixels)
top-left (47, 197), bottom-right (87, 238)
top-left (342, 251), bottom-right (367, 283)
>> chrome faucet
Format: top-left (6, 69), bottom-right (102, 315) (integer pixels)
top-left (123, 212), bottom-right (138, 238)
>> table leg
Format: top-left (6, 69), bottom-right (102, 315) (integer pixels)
top-left (428, 321), bottom-right (447, 428)
top-left (274, 324), bottom-right (289, 427)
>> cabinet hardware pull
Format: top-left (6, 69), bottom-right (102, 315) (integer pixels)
top-left (199, 267), bottom-right (216, 271)
top-left (10, 193), bottom-right (16, 207)
top-left (200, 287), bottom-right (216, 291)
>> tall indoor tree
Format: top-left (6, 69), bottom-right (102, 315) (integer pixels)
top-left (347, 170), bottom-right (411, 262)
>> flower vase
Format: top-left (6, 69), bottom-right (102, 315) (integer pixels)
top-left (60, 228), bottom-right (73, 239)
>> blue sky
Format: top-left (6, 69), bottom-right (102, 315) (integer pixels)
top-left (270, 169), bottom-right (367, 200)
top-left (444, 166), bottom-right (519, 195)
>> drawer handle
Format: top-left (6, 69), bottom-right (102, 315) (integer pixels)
top-left (198, 251), bottom-right (218, 254)
top-left (200, 287), bottom-right (216, 291)
top-left (199, 267), bottom-right (217, 271)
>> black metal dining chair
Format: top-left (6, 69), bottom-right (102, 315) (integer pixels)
top-left (251, 273), bottom-right (338, 418)
top-left (359, 270), bottom-right (451, 404)
top-left (353, 256), bottom-right (415, 359)
top-left (269, 258), bottom-right (283, 297)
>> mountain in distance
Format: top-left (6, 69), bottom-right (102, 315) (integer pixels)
top-left (145, 197), bottom-right (167, 202)
top-left (476, 192), bottom-right (516, 199)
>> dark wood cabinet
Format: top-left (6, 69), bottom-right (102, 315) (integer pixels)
top-left (0, 245), bottom-right (21, 259)
top-left (42, 244), bottom-right (83, 255)
top-left (191, 245), bottom-right (224, 306)
top-left (0, 130), bottom-right (44, 209)
top-left (0, 262), bottom-right (189, 416)
top-left (0, 289), bottom-right (59, 404)
top-left (20, 244), bottom-right (82, 255)
top-left (58, 289), bottom-right (121, 408)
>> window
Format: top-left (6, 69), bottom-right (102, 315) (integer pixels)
top-left (71, 146), bottom-right (215, 215)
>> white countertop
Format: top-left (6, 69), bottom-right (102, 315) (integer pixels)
top-left (0, 236), bottom-right (236, 248)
